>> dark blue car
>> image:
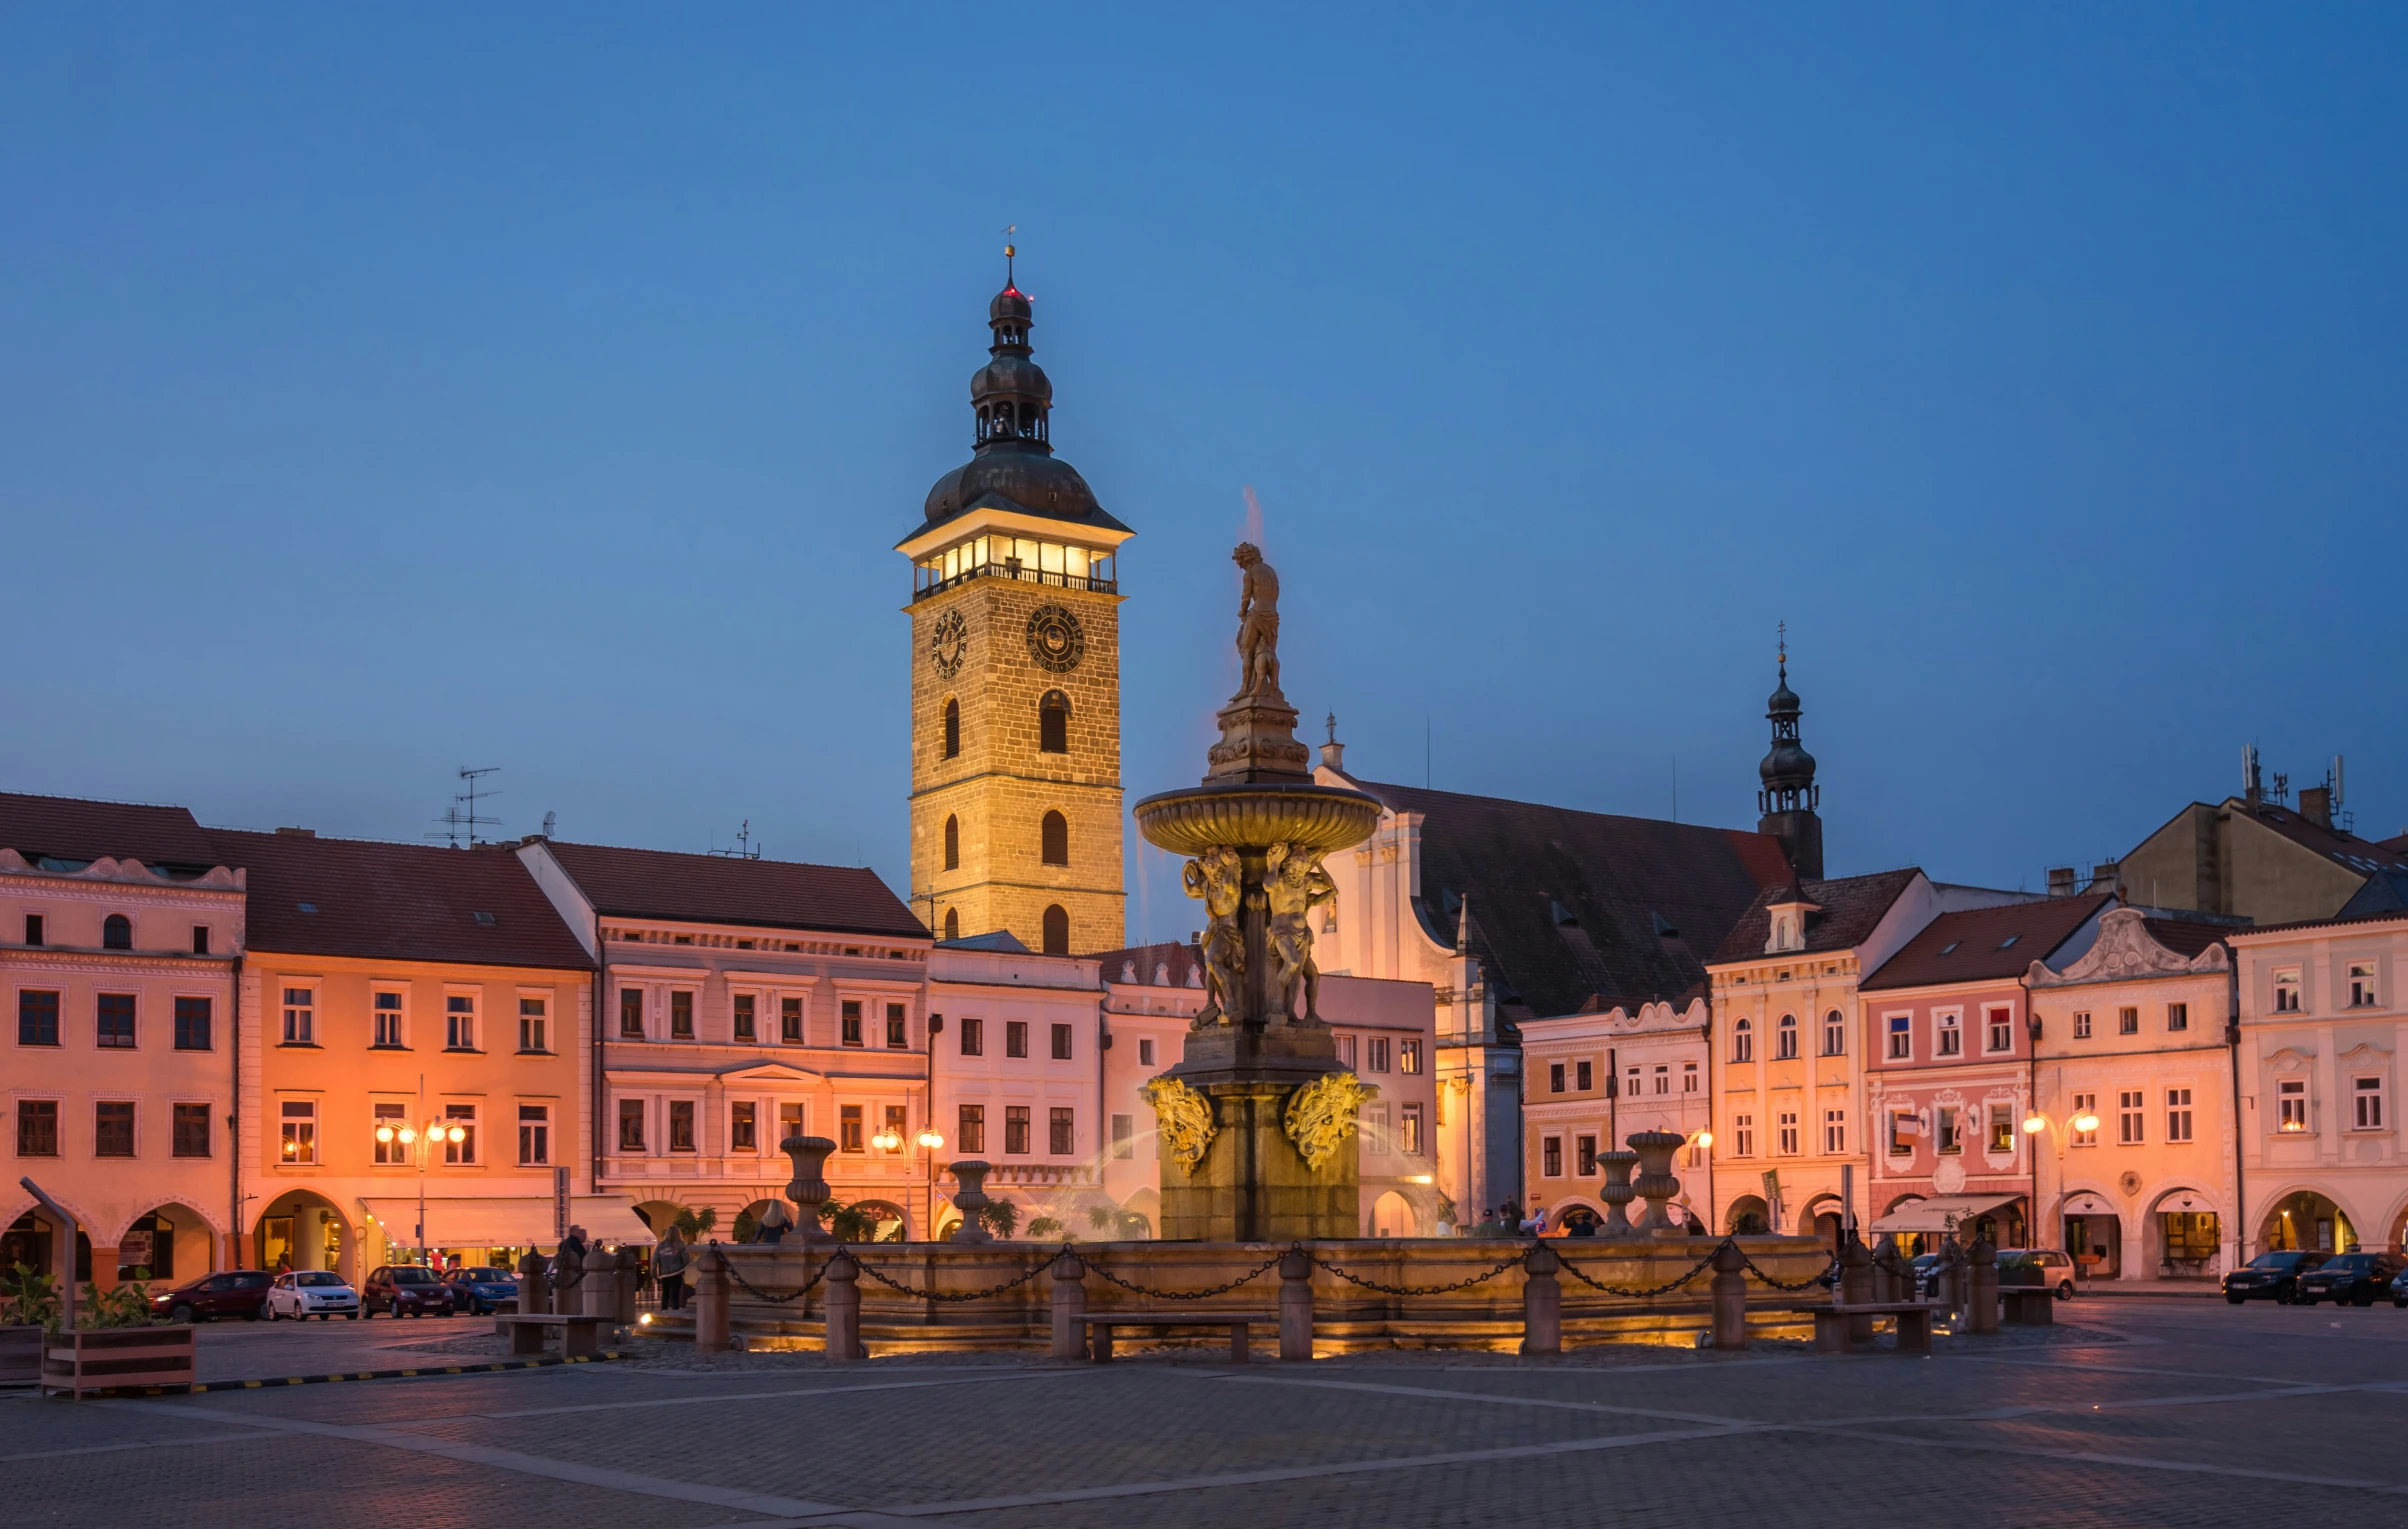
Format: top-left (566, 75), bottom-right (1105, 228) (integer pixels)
top-left (442, 1266), bottom-right (521, 1315)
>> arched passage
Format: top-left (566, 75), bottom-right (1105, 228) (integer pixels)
top-left (2262, 1189), bottom-right (2356, 1254)
top-left (113, 1202), bottom-right (221, 1282)
top-left (257, 1190), bottom-right (356, 1282)
top-left (851, 1200), bottom-right (909, 1242)
top-left (1369, 1190), bottom-right (1416, 1238)
top-left (2146, 1185), bottom-right (2224, 1276)
top-left (1726, 1195), bottom-right (1770, 1235)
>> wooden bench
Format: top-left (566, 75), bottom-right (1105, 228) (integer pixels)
top-left (2000, 1287), bottom-right (2056, 1326)
top-left (1799, 1302), bottom-right (1936, 1355)
top-left (491, 1313), bottom-right (613, 1359)
top-left (1081, 1313), bottom-right (1272, 1364)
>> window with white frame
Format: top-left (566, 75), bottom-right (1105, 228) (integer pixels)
top-left (1653, 1064), bottom-right (1670, 1096)
top-left (1625, 1065), bottom-right (1640, 1097)
top-left (2167, 1087), bottom-right (2194, 1143)
top-left (2072, 1010), bottom-right (2092, 1039)
top-left (519, 996), bottom-right (548, 1053)
top-left (2350, 962), bottom-right (2379, 1008)
top-left (519, 1104), bottom-right (550, 1165)
top-left (1985, 1007), bottom-right (2013, 1054)
top-left (1936, 1106), bottom-right (1960, 1154)
top-left (1732, 1018), bottom-right (1753, 1062)
top-left (2273, 968), bottom-right (2302, 1013)
top-left (372, 1102), bottom-right (406, 1163)
top-left (1775, 1013), bottom-right (1798, 1060)
top-left (2277, 1077), bottom-right (2308, 1131)
top-left (1936, 1012), bottom-right (1961, 1056)
top-left (2072, 1092), bottom-right (2098, 1146)
top-left (443, 1103), bottom-right (478, 1164)
top-left (1823, 1109), bottom-right (1845, 1154)
top-left (373, 990), bottom-right (405, 1048)
top-left (1682, 1061), bottom-right (1698, 1093)
top-left (1823, 1009), bottom-right (1846, 1056)
top-left (1542, 1135), bottom-right (1562, 1177)
top-left (1575, 1059), bottom-right (1592, 1091)
top-left (2118, 1090), bottom-right (2144, 1145)
top-left (618, 1098), bottom-right (646, 1152)
top-left (2167, 1002), bottom-right (2188, 1032)
top-left (1368, 1037), bottom-right (1390, 1073)
top-left (445, 994), bottom-right (477, 1050)
top-left (1887, 1015), bottom-right (1910, 1059)
top-left (1777, 1110), bottom-right (1799, 1155)
top-left (620, 988), bottom-right (646, 1039)
top-left (1732, 1114), bottom-right (1754, 1156)
top-left (2117, 1006), bottom-right (2139, 1035)
top-left (281, 987), bottom-right (315, 1045)
top-left (2353, 1076), bottom-right (2384, 1131)
top-left (279, 1100), bottom-right (316, 1164)
top-left (732, 993), bottom-right (756, 1043)
top-left (1888, 1109), bottom-right (1915, 1155)
top-left (1988, 1103), bottom-right (2014, 1153)
top-left (729, 1100), bottom-right (757, 1152)
top-left (1400, 1039), bottom-right (1422, 1075)
top-left (1549, 1062), bottom-right (1565, 1093)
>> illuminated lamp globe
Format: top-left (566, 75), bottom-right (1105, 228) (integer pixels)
top-left (916, 1130), bottom-right (945, 1151)
top-left (872, 1129), bottom-right (903, 1152)
top-left (446, 1126), bottom-right (466, 1145)
top-left (2022, 1115), bottom-right (2047, 1135)
top-left (375, 1126), bottom-right (395, 1144)
top-left (1692, 1131), bottom-right (1714, 1150)
top-left (2072, 1112), bottom-right (2101, 1134)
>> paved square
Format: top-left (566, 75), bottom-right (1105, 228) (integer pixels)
top-left (10, 1298), bottom-right (2408, 1528)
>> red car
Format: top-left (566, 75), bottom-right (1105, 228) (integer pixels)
top-left (363, 1264), bottom-right (457, 1317)
top-left (148, 1270), bottom-right (274, 1323)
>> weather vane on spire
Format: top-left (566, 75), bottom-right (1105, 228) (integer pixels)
top-left (1777, 619), bottom-right (1788, 675)
top-left (1003, 224), bottom-right (1017, 287)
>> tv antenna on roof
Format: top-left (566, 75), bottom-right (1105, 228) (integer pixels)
top-left (428, 766), bottom-right (503, 849)
top-left (709, 819), bottom-right (762, 860)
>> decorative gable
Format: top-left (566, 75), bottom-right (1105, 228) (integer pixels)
top-left (2028, 907), bottom-right (2225, 988)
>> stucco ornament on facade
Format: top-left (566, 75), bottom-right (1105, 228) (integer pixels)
top-left (1141, 1076), bottom-right (1217, 1173)
top-left (2029, 907), bottom-right (2228, 987)
top-left (1284, 1071), bottom-right (1377, 1171)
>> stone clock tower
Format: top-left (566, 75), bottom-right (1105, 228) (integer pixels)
top-left (898, 272), bottom-right (1131, 954)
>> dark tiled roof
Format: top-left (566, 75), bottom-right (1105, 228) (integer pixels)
top-left (1709, 869), bottom-right (1924, 966)
top-left (939, 930), bottom-right (1031, 953)
top-left (213, 829), bottom-right (592, 970)
top-left (2237, 801), bottom-right (2408, 875)
top-left (2380, 833), bottom-right (2408, 856)
top-left (2141, 916), bottom-right (2239, 958)
top-left (1863, 894), bottom-right (2112, 991)
top-left (1093, 940), bottom-right (1204, 988)
top-left (1345, 777), bottom-right (1797, 1017)
top-left (542, 840), bottom-right (925, 940)
top-left (2235, 906), bottom-right (2408, 938)
top-left (0, 791), bottom-right (223, 871)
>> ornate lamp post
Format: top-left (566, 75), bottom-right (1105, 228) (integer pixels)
top-left (372, 1113), bottom-right (466, 1266)
top-left (2022, 1108), bottom-right (2101, 1264)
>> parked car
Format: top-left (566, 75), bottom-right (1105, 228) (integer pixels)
top-left (148, 1270), bottom-right (273, 1323)
top-left (2222, 1251), bottom-right (2328, 1304)
top-left (265, 1270), bottom-right (359, 1320)
top-left (442, 1266), bottom-right (521, 1315)
top-left (2296, 1251), bottom-right (2404, 1307)
top-left (1907, 1252), bottom-right (1949, 1300)
top-left (2386, 1266), bottom-right (2408, 1309)
top-left (1995, 1249), bottom-right (2079, 1300)
top-left (363, 1264), bottom-right (456, 1317)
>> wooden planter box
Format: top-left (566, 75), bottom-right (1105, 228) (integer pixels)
top-left (41, 1326), bottom-right (195, 1397)
top-left (0, 1325), bottom-right (41, 1385)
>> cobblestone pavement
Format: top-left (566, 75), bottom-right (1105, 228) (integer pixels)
top-left (12, 1297), bottom-right (2408, 1527)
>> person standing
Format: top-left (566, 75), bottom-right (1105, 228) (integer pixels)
top-left (653, 1227), bottom-right (690, 1312)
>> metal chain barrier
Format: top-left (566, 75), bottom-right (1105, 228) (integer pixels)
top-left (1735, 1242), bottom-right (1841, 1293)
top-left (1554, 1242), bottom-right (1723, 1298)
top-left (715, 1245), bottom-right (832, 1307)
top-left (1308, 1250), bottom-right (1523, 1297)
top-left (1079, 1249), bottom-right (1286, 1301)
top-left (849, 1255), bottom-right (1056, 1304)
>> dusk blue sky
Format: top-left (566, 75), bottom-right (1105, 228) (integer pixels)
top-left (4, 7), bottom-right (2402, 944)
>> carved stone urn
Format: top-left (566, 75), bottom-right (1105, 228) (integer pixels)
top-left (780, 1133), bottom-right (838, 1247)
top-left (1625, 1130), bottom-right (1687, 1237)
top-left (1596, 1149), bottom-right (1639, 1237)
top-left (948, 1160), bottom-right (995, 1244)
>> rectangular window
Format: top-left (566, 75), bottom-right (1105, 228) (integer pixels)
top-left (170, 996), bottom-right (212, 1051)
top-left (2167, 1087), bottom-right (2195, 1143)
top-left (94, 1102), bottom-right (135, 1158)
top-left (280, 1100), bottom-right (316, 1164)
top-left (779, 1102), bottom-right (804, 1146)
top-left (1337, 1035), bottom-right (1357, 1069)
top-left (1733, 1115), bottom-right (1754, 1156)
top-left (619, 1099), bottom-right (646, 1152)
top-left (1004, 1105), bottom-right (1030, 1156)
top-left (1824, 1011), bottom-right (1846, 1056)
top-left (1683, 1061), bottom-right (1698, 1092)
top-left (1005, 1020), bottom-right (1028, 1058)
top-left (1050, 1022), bottom-right (1073, 1060)
top-left (2118, 1090), bottom-right (2144, 1145)
top-left (1112, 1113), bottom-right (1134, 1159)
top-left (1936, 1106), bottom-right (1960, 1154)
top-left (2117, 1006), bottom-right (2139, 1036)
top-left (668, 991), bottom-right (693, 1041)
top-left (1049, 1107), bottom-right (1074, 1155)
top-left (884, 1104), bottom-right (907, 1153)
top-left (1401, 1040), bottom-right (1422, 1075)
top-left (2274, 968), bottom-right (2302, 1013)
top-left (23, 914), bottom-right (42, 946)
top-left (960, 1015), bottom-right (984, 1056)
top-left (1394, 1102), bottom-right (1417, 1156)
top-left (1625, 1065), bottom-right (1640, 1098)
top-left (2350, 963), bottom-right (2379, 1008)
top-left (841, 1000), bottom-right (863, 1046)
top-left (1368, 1037), bottom-right (1390, 1073)
top-left (840, 1104), bottom-right (864, 1152)
top-left (1935, 1014), bottom-right (1961, 1056)
top-left (446, 995), bottom-right (477, 1050)
top-left (1549, 1063), bottom-right (1566, 1094)
top-left (2353, 1077), bottom-right (2383, 1131)
top-left (889, 1004), bottom-right (910, 1049)
top-left (731, 994), bottom-right (756, 1043)
top-left (1988, 1104), bottom-right (2013, 1153)
top-left (374, 1102), bottom-right (407, 1163)
top-left (958, 1104), bottom-right (986, 1154)
top-left (444, 1102), bottom-right (478, 1164)
top-left (96, 993), bottom-right (135, 1049)
top-left (2072, 1093), bottom-right (2098, 1146)
top-left (1777, 1111), bottom-right (1800, 1156)
top-left (1138, 1037), bottom-right (1155, 1067)
top-left (16, 1099), bottom-right (58, 1156)
top-left (1826, 1109), bottom-right (1847, 1154)
top-left (373, 991), bottom-right (405, 1047)
top-left (620, 989), bottom-right (646, 1039)
top-left (520, 1103), bottom-right (551, 1165)
top-left (283, 988), bottom-right (315, 1043)
top-left (781, 996), bottom-right (804, 1043)
top-left (1654, 1065), bottom-right (1670, 1095)
top-left (1887, 1015), bottom-right (1910, 1059)
top-left (172, 1102), bottom-right (211, 1158)
top-left (1541, 1135), bottom-right (1563, 1177)
top-left (19, 989), bottom-right (60, 1046)
top-left (2072, 1011), bottom-right (2092, 1039)
top-left (667, 1100), bottom-right (694, 1153)
top-left (1889, 1110), bottom-right (1915, 1156)
top-left (730, 1100), bottom-right (757, 1152)
top-left (2277, 1078), bottom-right (2308, 1131)
top-left (520, 996), bottom-right (549, 1052)
top-left (192, 925), bottom-right (211, 955)
top-left (1986, 1007), bottom-right (2013, 1054)
top-left (1575, 1133), bottom-right (1596, 1175)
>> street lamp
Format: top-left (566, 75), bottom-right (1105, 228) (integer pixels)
top-left (915, 1129), bottom-right (945, 1238)
top-left (2022, 1109), bottom-right (2101, 1271)
top-left (372, 1113), bottom-right (465, 1266)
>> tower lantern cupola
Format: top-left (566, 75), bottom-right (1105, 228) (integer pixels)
top-left (1755, 627), bottom-right (1824, 879)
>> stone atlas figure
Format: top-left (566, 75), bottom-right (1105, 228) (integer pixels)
top-left (1182, 845), bottom-right (1246, 1026)
top-left (1232, 541), bottom-right (1281, 698)
top-left (1263, 840), bottom-right (1337, 1024)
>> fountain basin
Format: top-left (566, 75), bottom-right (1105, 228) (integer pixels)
top-left (1132, 781), bottom-right (1382, 857)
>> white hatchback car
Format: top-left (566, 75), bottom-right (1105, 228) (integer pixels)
top-left (265, 1270), bottom-right (360, 1320)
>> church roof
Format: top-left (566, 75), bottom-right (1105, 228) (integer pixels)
top-left (1709, 869), bottom-right (1926, 966)
top-left (1345, 777), bottom-right (1797, 1018)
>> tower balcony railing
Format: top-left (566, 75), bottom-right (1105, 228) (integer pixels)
top-left (912, 561), bottom-right (1117, 602)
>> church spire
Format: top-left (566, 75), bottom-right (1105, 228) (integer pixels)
top-left (1756, 624), bottom-right (1824, 879)
top-left (971, 236), bottom-right (1053, 454)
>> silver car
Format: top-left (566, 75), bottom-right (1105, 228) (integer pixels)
top-left (265, 1269), bottom-right (359, 1320)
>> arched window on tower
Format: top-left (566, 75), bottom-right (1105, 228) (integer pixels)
top-left (102, 914), bottom-right (132, 951)
top-left (943, 699), bottom-right (960, 760)
top-left (1039, 690), bottom-right (1070, 754)
top-left (944, 815), bottom-right (960, 871)
top-left (1041, 904), bottom-right (1070, 956)
top-left (1040, 811), bottom-right (1069, 867)
top-left (943, 908), bottom-right (959, 941)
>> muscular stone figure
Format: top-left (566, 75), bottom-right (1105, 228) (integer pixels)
top-left (1263, 841), bottom-right (1337, 1025)
top-left (1232, 543), bottom-right (1281, 699)
top-left (1182, 846), bottom-right (1246, 1027)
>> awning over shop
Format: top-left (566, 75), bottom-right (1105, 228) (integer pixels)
top-left (358, 1196), bottom-right (657, 1250)
top-left (1870, 1194), bottom-right (2022, 1234)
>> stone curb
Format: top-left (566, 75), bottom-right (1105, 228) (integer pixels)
top-left (62, 1350), bottom-right (629, 1398)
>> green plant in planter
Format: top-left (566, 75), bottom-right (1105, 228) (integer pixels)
top-left (0, 1263), bottom-right (60, 1330)
top-left (79, 1274), bottom-right (156, 1329)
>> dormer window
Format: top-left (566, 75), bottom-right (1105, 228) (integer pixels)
top-left (1763, 897), bottom-right (1816, 955)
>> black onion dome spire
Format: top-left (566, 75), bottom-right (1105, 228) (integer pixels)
top-left (915, 248), bottom-right (1123, 533)
top-left (1757, 628), bottom-right (1818, 814)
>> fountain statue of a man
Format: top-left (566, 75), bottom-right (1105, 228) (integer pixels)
top-left (1232, 542), bottom-right (1281, 699)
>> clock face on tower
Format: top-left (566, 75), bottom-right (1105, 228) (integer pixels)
top-left (1025, 603), bottom-right (1085, 673)
top-left (928, 609), bottom-right (968, 679)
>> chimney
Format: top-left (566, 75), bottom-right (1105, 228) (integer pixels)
top-left (2299, 785), bottom-right (2332, 830)
top-left (2046, 866), bottom-right (2076, 899)
top-left (2086, 860), bottom-right (2120, 896)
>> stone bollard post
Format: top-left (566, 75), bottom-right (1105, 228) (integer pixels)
top-left (1966, 1238), bottom-right (1999, 1335)
top-left (1710, 1239), bottom-right (1750, 1351)
top-left (1839, 1233), bottom-right (1874, 1342)
top-left (518, 1249), bottom-right (550, 1315)
top-left (823, 1251), bottom-right (863, 1362)
top-left (1278, 1247), bottom-right (1315, 1362)
top-left (614, 1246), bottom-right (640, 1326)
top-left (1519, 1242), bottom-right (1562, 1357)
top-left (1048, 1249), bottom-right (1087, 1361)
top-left (1597, 1151), bottom-right (1640, 1237)
top-left (1870, 1234), bottom-right (1905, 1305)
top-left (582, 1246), bottom-right (617, 1321)
top-left (693, 1246), bottom-right (730, 1354)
